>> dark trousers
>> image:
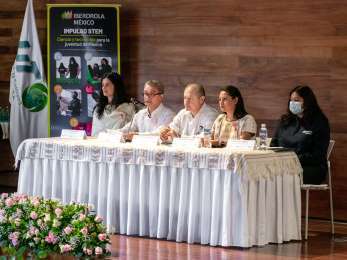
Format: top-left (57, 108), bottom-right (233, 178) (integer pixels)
top-left (302, 165), bottom-right (327, 185)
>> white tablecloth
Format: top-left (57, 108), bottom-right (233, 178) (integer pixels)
top-left (16, 138), bottom-right (303, 247)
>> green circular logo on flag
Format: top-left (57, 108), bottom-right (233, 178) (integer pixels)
top-left (22, 82), bottom-right (48, 112)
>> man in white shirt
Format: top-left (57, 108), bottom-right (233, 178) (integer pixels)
top-left (160, 83), bottom-right (218, 141)
top-left (121, 80), bottom-right (175, 140)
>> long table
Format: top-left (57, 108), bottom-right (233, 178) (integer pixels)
top-left (16, 138), bottom-right (302, 247)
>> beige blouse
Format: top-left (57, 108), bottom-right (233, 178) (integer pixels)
top-left (211, 114), bottom-right (257, 143)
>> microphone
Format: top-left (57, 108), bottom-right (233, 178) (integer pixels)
top-left (130, 97), bottom-right (145, 106)
top-left (125, 97), bottom-right (141, 142)
top-left (131, 97), bottom-right (149, 118)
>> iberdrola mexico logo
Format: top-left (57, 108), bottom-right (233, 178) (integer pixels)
top-left (16, 40), bottom-right (47, 112)
top-left (61, 10), bottom-right (73, 19)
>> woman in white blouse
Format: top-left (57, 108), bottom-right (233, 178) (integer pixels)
top-left (92, 72), bottom-right (135, 136)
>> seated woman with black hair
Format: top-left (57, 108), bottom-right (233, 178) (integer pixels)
top-left (270, 85), bottom-right (330, 184)
top-left (91, 72), bottom-right (135, 136)
top-left (211, 85), bottom-right (257, 145)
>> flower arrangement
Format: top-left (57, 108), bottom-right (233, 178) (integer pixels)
top-left (0, 193), bottom-right (111, 258)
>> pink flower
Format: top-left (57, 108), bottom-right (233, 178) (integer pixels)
top-left (11, 239), bottom-right (18, 246)
top-left (45, 231), bottom-right (58, 244)
top-left (8, 232), bottom-right (19, 240)
top-left (81, 227), bottom-right (88, 236)
top-left (95, 215), bottom-right (103, 223)
top-left (0, 214), bottom-right (6, 223)
top-left (18, 195), bottom-right (28, 204)
top-left (5, 198), bottom-right (14, 207)
top-left (79, 213), bottom-right (86, 221)
top-left (64, 226), bottom-right (73, 235)
top-left (1, 193), bottom-right (8, 199)
top-left (30, 211), bottom-right (38, 220)
top-left (12, 194), bottom-right (20, 202)
top-left (31, 197), bottom-right (40, 207)
top-left (60, 244), bottom-right (72, 253)
top-left (9, 232), bottom-right (20, 245)
top-left (95, 247), bottom-right (103, 255)
top-left (55, 208), bottom-right (63, 217)
top-left (29, 226), bottom-right (39, 236)
top-left (98, 233), bottom-right (107, 241)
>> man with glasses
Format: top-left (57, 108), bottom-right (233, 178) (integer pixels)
top-left (160, 83), bottom-right (218, 142)
top-left (121, 80), bottom-right (175, 140)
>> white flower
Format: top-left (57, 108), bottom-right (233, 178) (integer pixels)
top-left (95, 215), bottom-right (103, 223)
top-left (95, 247), bottom-right (103, 255)
top-left (53, 219), bottom-right (61, 227)
top-left (55, 208), bottom-right (63, 217)
top-left (44, 213), bottom-right (51, 223)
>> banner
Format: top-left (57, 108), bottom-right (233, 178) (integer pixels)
top-left (9, 0), bottom-right (48, 155)
top-left (47, 4), bottom-right (120, 136)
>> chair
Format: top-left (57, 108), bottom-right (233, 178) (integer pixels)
top-left (301, 140), bottom-right (335, 239)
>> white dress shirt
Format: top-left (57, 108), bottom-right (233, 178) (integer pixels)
top-left (121, 103), bottom-right (175, 133)
top-left (91, 103), bottom-right (135, 136)
top-left (169, 103), bottom-right (219, 136)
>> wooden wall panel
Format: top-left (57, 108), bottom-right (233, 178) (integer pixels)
top-left (0, 0), bottom-right (346, 220)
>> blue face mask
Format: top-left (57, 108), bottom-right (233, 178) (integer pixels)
top-left (289, 101), bottom-right (303, 115)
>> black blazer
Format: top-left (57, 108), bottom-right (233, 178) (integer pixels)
top-left (271, 114), bottom-right (330, 169)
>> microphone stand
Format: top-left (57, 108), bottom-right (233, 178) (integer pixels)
top-left (125, 98), bottom-right (139, 142)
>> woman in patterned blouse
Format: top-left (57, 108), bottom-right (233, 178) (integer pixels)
top-left (211, 85), bottom-right (257, 145)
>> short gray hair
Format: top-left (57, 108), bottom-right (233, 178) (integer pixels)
top-left (185, 83), bottom-right (205, 97)
top-left (145, 80), bottom-right (165, 94)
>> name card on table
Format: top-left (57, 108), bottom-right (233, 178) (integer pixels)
top-left (172, 137), bottom-right (201, 149)
top-left (97, 130), bottom-right (123, 143)
top-left (226, 139), bottom-right (256, 150)
top-left (60, 129), bottom-right (86, 140)
top-left (131, 134), bottom-right (159, 146)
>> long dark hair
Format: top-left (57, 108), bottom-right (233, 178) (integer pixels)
top-left (281, 85), bottom-right (326, 126)
top-left (221, 85), bottom-right (248, 119)
top-left (95, 72), bottom-right (130, 119)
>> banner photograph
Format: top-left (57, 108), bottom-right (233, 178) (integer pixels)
top-left (47, 4), bottom-right (120, 136)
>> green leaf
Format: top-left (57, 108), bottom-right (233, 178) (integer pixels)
top-left (37, 250), bottom-right (48, 259)
top-left (0, 256), bottom-right (7, 260)
top-left (15, 246), bottom-right (27, 259)
top-left (7, 247), bottom-right (16, 255)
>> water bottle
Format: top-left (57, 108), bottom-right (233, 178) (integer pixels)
top-left (202, 128), bottom-right (211, 148)
top-left (259, 123), bottom-right (268, 150)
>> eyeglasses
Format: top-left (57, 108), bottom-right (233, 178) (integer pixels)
top-left (142, 92), bottom-right (162, 98)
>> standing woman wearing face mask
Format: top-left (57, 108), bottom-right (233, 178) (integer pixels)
top-left (270, 85), bottom-right (330, 184)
